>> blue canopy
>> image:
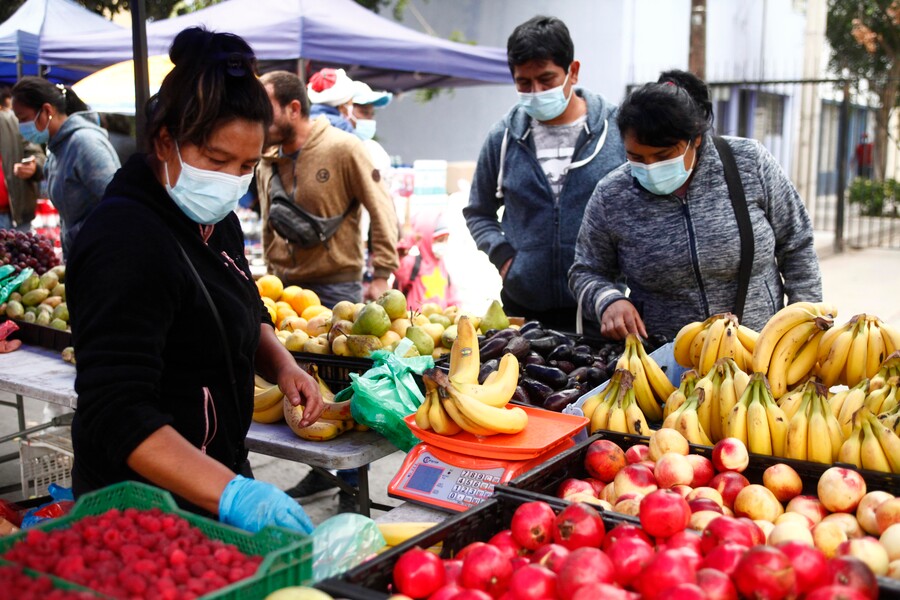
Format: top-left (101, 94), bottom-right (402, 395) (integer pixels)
top-left (39, 0), bottom-right (511, 92)
top-left (0, 0), bottom-right (123, 84)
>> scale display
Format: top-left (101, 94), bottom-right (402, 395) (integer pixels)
top-left (393, 447), bottom-right (506, 510)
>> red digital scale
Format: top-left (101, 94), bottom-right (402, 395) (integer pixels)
top-left (388, 406), bottom-right (588, 512)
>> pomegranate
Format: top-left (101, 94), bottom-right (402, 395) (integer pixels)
top-left (394, 547), bottom-right (446, 599)
top-left (732, 546), bottom-right (795, 600)
top-left (635, 548), bottom-right (697, 600)
top-left (571, 583), bottom-right (640, 600)
top-left (776, 541), bottom-right (829, 595)
top-left (460, 543), bottom-right (513, 598)
top-left (585, 439), bottom-right (627, 482)
top-left (695, 568), bottom-right (738, 600)
top-left (640, 489), bottom-right (691, 539)
top-left (430, 584), bottom-right (463, 600)
top-left (444, 559), bottom-right (464, 585)
top-left (606, 536), bottom-right (654, 588)
top-left (530, 543), bottom-right (569, 573)
top-left (553, 503), bottom-right (605, 550)
top-left (510, 556), bottom-right (531, 572)
top-left (661, 531), bottom-right (703, 554)
top-left (699, 542), bottom-right (747, 576)
top-left (556, 547), bottom-right (615, 600)
top-left (601, 523), bottom-right (653, 552)
top-left (488, 530), bottom-right (525, 561)
top-left (655, 583), bottom-right (708, 600)
top-left (805, 585), bottom-right (876, 600)
top-left (449, 590), bottom-right (493, 600)
top-left (510, 502), bottom-right (556, 551)
top-left (456, 542), bottom-right (488, 560)
top-left (825, 556), bottom-right (878, 600)
top-left (507, 565), bottom-right (556, 600)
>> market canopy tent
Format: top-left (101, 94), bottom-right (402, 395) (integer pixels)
top-left (39, 0), bottom-right (512, 93)
top-left (72, 55), bottom-right (173, 114)
top-left (0, 0), bottom-right (123, 84)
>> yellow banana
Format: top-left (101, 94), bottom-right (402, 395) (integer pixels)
top-left (677, 402), bottom-right (713, 445)
top-left (718, 320), bottom-right (740, 363)
top-left (429, 392), bottom-right (462, 436)
top-left (817, 320), bottom-right (851, 364)
top-left (736, 325), bottom-right (759, 353)
top-left (806, 391), bottom-right (833, 464)
top-left (752, 304), bottom-right (824, 373)
top-left (868, 412), bottom-right (900, 473)
top-left (448, 387), bottom-right (528, 435)
top-left (747, 389), bottom-right (773, 455)
top-left (830, 388), bottom-right (849, 419)
top-left (635, 336), bottom-right (677, 401)
top-left (845, 317), bottom-right (870, 388)
top-left (716, 366), bottom-right (737, 443)
top-left (695, 376), bottom-right (716, 438)
top-left (255, 373), bottom-right (275, 388)
top-left (785, 392), bottom-right (810, 461)
top-left (690, 327), bottom-right (708, 370)
top-left (700, 317), bottom-right (726, 376)
top-left (629, 343), bottom-right (662, 421)
top-left (766, 320), bottom-right (822, 399)
top-left (623, 389), bottom-right (650, 436)
top-left (377, 523), bottom-right (439, 546)
top-left (254, 383), bottom-right (284, 411)
top-left (865, 385), bottom-right (891, 414)
top-left (866, 319), bottom-right (887, 380)
top-left (449, 316), bottom-right (480, 385)
top-left (415, 392), bottom-right (433, 430)
top-left (252, 400), bottom-right (285, 423)
top-left (839, 424), bottom-right (864, 468)
top-left (451, 353), bottom-right (519, 408)
top-left (674, 320), bottom-right (707, 368)
top-left (861, 417), bottom-right (891, 472)
top-left (732, 363), bottom-right (751, 399)
top-left (606, 395), bottom-right (628, 434)
top-left (817, 327), bottom-right (856, 388)
top-left (761, 385), bottom-right (789, 457)
top-left (880, 324), bottom-right (900, 356)
top-left (310, 366), bottom-right (336, 403)
top-left (441, 396), bottom-right (496, 436)
top-left (580, 392), bottom-right (603, 421)
top-left (881, 386), bottom-right (900, 416)
top-left (664, 389), bottom-right (687, 420)
top-left (837, 382), bottom-right (868, 438)
top-left (590, 397), bottom-right (613, 433)
top-left (724, 395), bottom-right (749, 447)
top-left (786, 330), bottom-right (824, 387)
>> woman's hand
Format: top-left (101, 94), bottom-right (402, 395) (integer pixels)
top-left (277, 361), bottom-right (324, 427)
top-left (600, 299), bottom-right (648, 340)
top-left (14, 160), bottom-right (36, 179)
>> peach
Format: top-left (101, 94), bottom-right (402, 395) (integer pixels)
top-left (768, 521), bottom-right (814, 547)
top-left (880, 523), bottom-right (900, 562)
top-left (556, 478), bottom-right (596, 499)
top-left (889, 559), bottom-right (900, 580)
top-left (875, 497), bottom-right (900, 534)
top-left (733, 484), bottom-right (784, 523)
top-left (584, 439), bottom-right (627, 482)
top-left (638, 460), bottom-right (657, 471)
top-left (754, 519), bottom-right (776, 542)
top-left (822, 513), bottom-right (865, 539)
top-left (584, 478), bottom-right (607, 497)
top-left (762, 463), bottom-right (803, 503)
top-left (615, 498), bottom-right (643, 517)
top-left (565, 492), bottom-right (608, 508)
top-left (687, 487), bottom-right (724, 506)
top-left (710, 471), bottom-right (751, 510)
top-left (711, 438), bottom-right (749, 473)
top-left (836, 537), bottom-right (890, 576)
top-left (625, 444), bottom-right (650, 464)
top-left (817, 467), bottom-right (866, 513)
top-left (648, 428), bottom-right (689, 461)
top-left (812, 520), bottom-right (849, 558)
top-left (672, 484), bottom-right (694, 498)
top-left (613, 464), bottom-right (658, 498)
top-left (857, 491), bottom-right (893, 535)
top-left (785, 495), bottom-right (829, 525)
top-left (685, 454), bottom-right (715, 487)
top-left (689, 510), bottom-right (723, 532)
top-left (688, 498), bottom-right (724, 514)
top-left (775, 512), bottom-right (814, 528)
top-left (654, 453), bottom-right (695, 489)
top-left (600, 481), bottom-right (617, 504)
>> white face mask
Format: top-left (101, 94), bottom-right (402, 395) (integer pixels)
top-left (164, 143), bottom-right (253, 225)
top-left (516, 71), bottom-right (573, 122)
top-left (432, 241), bottom-right (448, 258)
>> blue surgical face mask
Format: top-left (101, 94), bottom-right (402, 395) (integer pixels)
top-left (164, 144), bottom-right (253, 225)
top-left (629, 143), bottom-right (697, 196)
top-left (19, 109), bottom-right (50, 145)
top-left (355, 119), bottom-right (377, 141)
top-left (517, 71), bottom-right (573, 122)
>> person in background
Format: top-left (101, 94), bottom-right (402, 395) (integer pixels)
top-left (392, 213), bottom-right (457, 310)
top-left (67, 27), bottom-right (321, 533)
top-left (306, 68), bottom-right (356, 134)
top-left (12, 78), bottom-right (120, 257)
top-left (464, 15), bottom-right (625, 333)
top-left (0, 85), bottom-right (45, 231)
top-left (854, 132), bottom-right (874, 179)
top-left (348, 81), bottom-right (393, 178)
top-left (569, 70), bottom-right (822, 340)
top-left (99, 112), bottom-right (138, 166)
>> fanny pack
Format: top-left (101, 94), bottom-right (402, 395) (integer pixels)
top-left (267, 163), bottom-right (357, 249)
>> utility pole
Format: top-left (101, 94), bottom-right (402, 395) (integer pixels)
top-left (689, 0), bottom-right (706, 79)
top-left (131, 0), bottom-right (150, 153)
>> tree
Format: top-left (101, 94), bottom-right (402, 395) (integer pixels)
top-left (826, 0), bottom-right (900, 180)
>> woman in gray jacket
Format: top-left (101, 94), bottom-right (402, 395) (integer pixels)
top-left (569, 70), bottom-right (822, 340)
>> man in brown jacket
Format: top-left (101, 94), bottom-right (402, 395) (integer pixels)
top-left (0, 86), bottom-right (45, 231)
top-left (256, 71), bottom-right (399, 308)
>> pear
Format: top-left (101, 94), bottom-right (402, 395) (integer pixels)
top-left (331, 300), bottom-right (356, 323)
top-left (480, 300), bottom-right (509, 332)
top-left (405, 325), bottom-right (435, 357)
top-left (352, 303), bottom-right (391, 337)
top-left (428, 313), bottom-right (452, 328)
top-left (346, 334), bottom-right (383, 358)
top-left (441, 324), bottom-right (458, 349)
top-left (376, 289), bottom-right (408, 320)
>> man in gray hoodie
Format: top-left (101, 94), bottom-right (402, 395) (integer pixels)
top-left (464, 15), bottom-right (625, 332)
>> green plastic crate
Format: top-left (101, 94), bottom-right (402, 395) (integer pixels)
top-left (0, 559), bottom-right (105, 598)
top-left (0, 481), bottom-right (313, 599)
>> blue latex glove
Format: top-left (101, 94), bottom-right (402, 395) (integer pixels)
top-left (219, 475), bottom-right (314, 534)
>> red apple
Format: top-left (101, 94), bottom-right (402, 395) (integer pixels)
top-left (530, 543), bottom-right (569, 573)
top-left (661, 531), bottom-right (703, 554)
top-left (696, 568), bottom-right (738, 600)
top-left (510, 501), bottom-right (556, 551)
top-left (777, 540), bottom-right (829, 594)
top-left (635, 548), bottom-right (697, 600)
top-left (585, 440), bottom-right (627, 482)
top-left (553, 502), bottom-right (605, 550)
top-left (709, 471), bottom-right (750, 510)
top-left (700, 542), bottom-right (747, 576)
top-left (805, 585), bottom-right (875, 600)
top-left (606, 536), bottom-right (654, 588)
top-left (461, 543), bottom-right (513, 598)
top-left (507, 565), bottom-right (556, 600)
top-left (685, 454), bottom-right (715, 487)
top-left (640, 489), bottom-right (691, 539)
top-left (556, 547), bottom-right (615, 600)
top-left (732, 546), bottom-right (795, 600)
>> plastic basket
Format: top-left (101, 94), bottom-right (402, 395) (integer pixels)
top-left (0, 560), bottom-right (104, 598)
top-left (291, 353), bottom-right (374, 392)
top-left (316, 490), bottom-right (635, 600)
top-left (0, 481), bottom-right (313, 599)
top-left (19, 432), bottom-right (73, 498)
top-left (4, 318), bottom-right (72, 352)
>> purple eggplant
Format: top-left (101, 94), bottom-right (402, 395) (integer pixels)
top-left (523, 352), bottom-right (546, 366)
top-left (503, 336), bottom-right (531, 359)
top-left (479, 336), bottom-right (508, 361)
top-left (519, 320), bottom-right (544, 334)
top-left (478, 359), bottom-right (499, 384)
top-left (524, 363), bottom-right (569, 390)
top-left (542, 388), bottom-right (583, 412)
top-left (511, 385), bottom-right (531, 405)
top-left (520, 378), bottom-right (553, 405)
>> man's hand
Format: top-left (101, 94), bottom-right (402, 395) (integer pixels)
top-left (277, 363), bottom-right (324, 427)
top-left (365, 277), bottom-right (389, 300)
top-left (13, 161), bottom-right (36, 179)
top-left (600, 299), bottom-right (648, 340)
top-left (499, 258), bottom-right (513, 280)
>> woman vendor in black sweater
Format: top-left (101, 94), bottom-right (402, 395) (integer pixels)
top-left (67, 27), bottom-right (323, 533)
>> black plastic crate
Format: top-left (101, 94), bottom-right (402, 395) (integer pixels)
top-left (502, 430), bottom-right (900, 501)
top-left (317, 490), bottom-right (638, 600)
top-left (291, 353), bottom-right (373, 392)
top-left (4, 318), bottom-right (71, 352)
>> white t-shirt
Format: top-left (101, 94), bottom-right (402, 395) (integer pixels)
top-left (531, 113), bottom-right (587, 202)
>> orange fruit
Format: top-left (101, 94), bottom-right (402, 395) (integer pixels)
top-left (276, 304), bottom-right (298, 326)
top-left (265, 304), bottom-right (277, 325)
top-left (280, 286), bottom-right (304, 311)
top-left (301, 304), bottom-right (330, 321)
top-left (295, 289), bottom-right (321, 316)
top-left (256, 274), bottom-right (284, 301)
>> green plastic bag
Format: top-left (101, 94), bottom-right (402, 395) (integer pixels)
top-left (349, 339), bottom-right (434, 451)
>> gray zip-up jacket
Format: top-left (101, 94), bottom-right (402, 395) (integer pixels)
top-left (47, 111), bottom-right (120, 256)
top-left (464, 89), bottom-right (625, 312)
top-left (569, 134), bottom-right (822, 338)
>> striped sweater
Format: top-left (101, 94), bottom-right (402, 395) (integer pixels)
top-left (568, 134), bottom-right (822, 339)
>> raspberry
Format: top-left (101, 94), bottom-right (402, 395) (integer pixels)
top-left (213, 547), bottom-right (232, 566)
top-left (132, 558), bottom-right (158, 576)
top-left (121, 573), bottom-right (147, 595)
top-left (168, 548), bottom-right (188, 567)
top-left (55, 554), bottom-right (85, 576)
top-left (172, 566), bottom-right (190, 584)
top-left (102, 528), bottom-right (121, 550)
top-left (119, 543), bottom-right (146, 563)
top-left (227, 567), bottom-right (246, 583)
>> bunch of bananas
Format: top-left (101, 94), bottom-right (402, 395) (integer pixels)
top-left (661, 382), bottom-right (713, 445)
top-left (781, 380), bottom-right (843, 464)
top-left (253, 374), bottom-right (286, 423)
top-left (865, 375), bottom-right (900, 416)
top-left (582, 369), bottom-right (650, 436)
top-left (722, 372), bottom-right (788, 456)
top-left (662, 369), bottom-right (699, 420)
top-left (279, 366), bottom-right (357, 441)
top-left (614, 334), bottom-right (675, 421)
top-left (828, 379), bottom-right (869, 437)
top-left (673, 313), bottom-right (758, 374)
top-left (815, 314), bottom-right (900, 388)
top-left (840, 407), bottom-right (900, 473)
top-left (414, 316), bottom-right (527, 436)
top-left (751, 302), bottom-right (837, 398)
top-left (871, 352), bottom-right (900, 391)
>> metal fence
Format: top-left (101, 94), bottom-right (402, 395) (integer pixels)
top-left (703, 78), bottom-right (900, 251)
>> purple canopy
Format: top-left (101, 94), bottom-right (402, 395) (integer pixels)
top-left (39, 0), bottom-right (511, 92)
